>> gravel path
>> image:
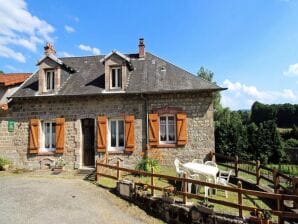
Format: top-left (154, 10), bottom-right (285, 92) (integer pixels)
top-left (0, 175), bottom-right (163, 224)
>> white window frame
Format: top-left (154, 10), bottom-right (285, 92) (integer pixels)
top-left (110, 67), bottom-right (122, 89)
top-left (40, 121), bottom-right (56, 152)
top-left (159, 114), bottom-right (176, 144)
top-left (108, 118), bottom-right (125, 152)
top-left (45, 70), bottom-right (55, 91)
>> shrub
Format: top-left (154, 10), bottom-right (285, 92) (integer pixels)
top-left (135, 158), bottom-right (160, 172)
top-left (285, 138), bottom-right (298, 148)
top-left (0, 157), bottom-right (12, 170)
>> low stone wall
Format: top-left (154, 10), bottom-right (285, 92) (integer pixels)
top-left (117, 182), bottom-right (245, 224)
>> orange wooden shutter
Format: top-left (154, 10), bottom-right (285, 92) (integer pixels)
top-left (125, 115), bottom-right (135, 152)
top-left (149, 113), bottom-right (159, 146)
top-left (97, 116), bottom-right (107, 152)
top-left (56, 118), bottom-right (65, 154)
top-left (176, 113), bottom-right (187, 146)
top-left (29, 119), bottom-right (39, 154)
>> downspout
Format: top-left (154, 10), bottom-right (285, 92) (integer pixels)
top-left (140, 94), bottom-right (149, 156)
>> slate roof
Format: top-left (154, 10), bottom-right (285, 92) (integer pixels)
top-left (0, 73), bottom-right (31, 86)
top-left (12, 52), bottom-right (224, 98)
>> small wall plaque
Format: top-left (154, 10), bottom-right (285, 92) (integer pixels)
top-left (8, 120), bottom-right (14, 132)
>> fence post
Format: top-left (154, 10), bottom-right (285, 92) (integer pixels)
top-left (256, 160), bottom-right (260, 185)
top-left (116, 160), bottom-right (120, 180)
top-left (182, 173), bottom-right (187, 204)
top-left (273, 168), bottom-right (279, 194)
top-left (235, 156), bottom-right (239, 177)
top-left (277, 194), bottom-right (284, 224)
top-left (151, 167), bottom-right (155, 196)
top-left (293, 177), bottom-right (298, 209)
top-left (95, 160), bottom-right (98, 181)
top-left (210, 151), bottom-right (215, 161)
top-left (237, 181), bottom-right (243, 218)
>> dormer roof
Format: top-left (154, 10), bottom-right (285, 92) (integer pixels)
top-left (36, 54), bottom-right (76, 73)
top-left (100, 50), bottom-right (131, 63)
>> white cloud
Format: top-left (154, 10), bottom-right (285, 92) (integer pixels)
top-left (64, 25), bottom-right (75, 33)
top-left (283, 63), bottom-right (298, 77)
top-left (5, 64), bottom-right (17, 71)
top-left (78, 44), bottom-right (100, 55)
top-left (0, 0), bottom-right (54, 62)
top-left (59, 51), bottom-right (75, 57)
top-left (0, 45), bottom-right (26, 62)
top-left (221, 79), bottom-right (298, 110)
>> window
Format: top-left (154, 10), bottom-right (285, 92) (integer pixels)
top-left (159, 115), bottom-right (176, 144)
top-left (45, 70), bottom-right (55, 91)
top-left (109, 119), bottom-right (124, 151)
top-left (41, 121), bottom-right (56, 151)
top-left (111, 67), bottom-right (122, 89)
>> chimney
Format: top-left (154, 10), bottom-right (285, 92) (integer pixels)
top-left (44, 42), bottom-right (56, 56)
top-left (138, 38), bottom-right (145, 58)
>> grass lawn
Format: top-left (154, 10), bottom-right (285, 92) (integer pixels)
top-left (97, 165), bottom-right (279, 222)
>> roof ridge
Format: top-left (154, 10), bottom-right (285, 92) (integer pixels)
top-left (59, 55), bottom-right (104, 60)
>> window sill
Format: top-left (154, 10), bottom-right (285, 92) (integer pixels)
top-left (108, 151), bottom-right (125, 155)
top-left (37, 152), bottom-right (56, 156)
top-left (157, 144), bottom-right (177, 148)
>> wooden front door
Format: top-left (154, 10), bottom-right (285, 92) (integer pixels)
top-left (82, 118), bottom-right (95, 167)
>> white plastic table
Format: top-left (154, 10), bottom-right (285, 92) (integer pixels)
top-left (182, 162), bottom-right (219, 183)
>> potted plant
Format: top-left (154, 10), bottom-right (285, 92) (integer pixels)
top-left (162, 186), bottom-right (176, 203)
top-left (52, 157), bottom-right (66, 171)
top-left (0, 157), bottom-right (12, 171)
top-left (249, 210), bottom-right (272, 224)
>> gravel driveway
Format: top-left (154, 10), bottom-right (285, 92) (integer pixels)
top-left (0, 175), bottom-right (163, 224)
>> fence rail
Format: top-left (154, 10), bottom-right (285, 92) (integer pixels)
top-left (96, 160), bottom-right (298, 223)
top-left (210, 152), bottom-right (296, 194)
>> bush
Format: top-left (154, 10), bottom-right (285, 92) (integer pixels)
top-left (135, 158), bottom-right (160, 172)
top-left (285, 138), bottom-right (298, 148)
top-left (0, 157), bottom-right (12, 170)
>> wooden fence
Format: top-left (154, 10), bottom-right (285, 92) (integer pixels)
top-left (96, 159), bottom-right (298, 224)
top-left (210, 152), bottom-right (296, 194)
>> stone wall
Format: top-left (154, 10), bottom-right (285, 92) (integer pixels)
top-left (0, 92), bottom-right (214, 170)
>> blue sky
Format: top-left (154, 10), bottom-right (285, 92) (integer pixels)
top-left (1, 0), bottom-right (298, 109)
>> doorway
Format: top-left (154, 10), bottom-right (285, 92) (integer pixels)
top-left (81, 118), bottom-right (95, 167)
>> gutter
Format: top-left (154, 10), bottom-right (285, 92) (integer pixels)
top-left (140, 94), bottom-right (149, 145)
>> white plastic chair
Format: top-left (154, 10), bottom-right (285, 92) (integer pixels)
top-left (192, 159), bottom-right (203, 164)
top-left (204, 160), bottom-right (217, 167)
top-left (217, 170), bottom-right (232, 198)
top-left (194, 173), bottom-right (213, 197)
top-left (174, 158), bottom-right (184, 178)
top-left (174, 159), bottom-right (190, 191)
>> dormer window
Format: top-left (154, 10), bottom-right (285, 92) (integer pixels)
top-left (45, 70), bottom-right (55, 91)
top-left (111, 67), bottom-right (122, 89)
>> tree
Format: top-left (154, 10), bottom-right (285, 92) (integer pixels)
top-left (197, 66), bottom-right (222, 111)
top-left (215, 108), bottom-right (248, 157)
top-left (0, 70), bottom-right (3, 74)
top-left (255, 120), bottom-right (284, 164)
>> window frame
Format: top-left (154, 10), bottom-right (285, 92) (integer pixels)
top-left (45, 70), bottom-right (55, 91)
top-left (108, 118), bottom-right (125, 152)
top-left (40, 120), bottom-right (56, 152)
top-left (159, 114), bottom-right (176, 144)
top-left (110, 67), bottom-right (122, 89)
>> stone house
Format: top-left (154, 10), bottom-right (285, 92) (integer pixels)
top-left (1, 39), bottom-right (224, 170)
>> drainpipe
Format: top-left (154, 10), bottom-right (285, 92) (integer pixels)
top-left (140, 93), bottom-right (149, 146)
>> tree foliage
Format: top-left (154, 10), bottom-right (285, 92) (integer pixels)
top-left (251, 101), bottom-right (298, 127)
top-left (197, 66), bottom-right (222, 111)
